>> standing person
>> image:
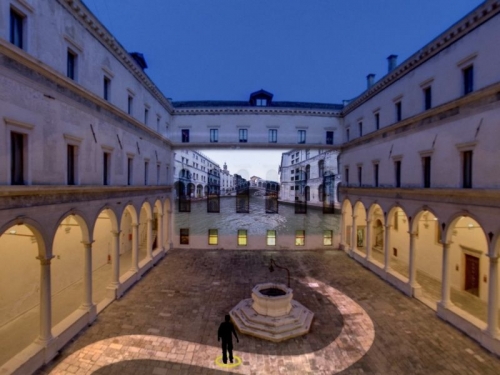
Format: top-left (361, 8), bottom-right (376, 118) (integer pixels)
top-left (218, 314), bottom-right (239, 364)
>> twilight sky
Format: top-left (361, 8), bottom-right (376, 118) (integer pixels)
top-left (84, 0), bottom-right (484, 179)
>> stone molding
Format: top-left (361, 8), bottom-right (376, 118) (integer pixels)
top-left (172, 106), bottom-right (342, 117)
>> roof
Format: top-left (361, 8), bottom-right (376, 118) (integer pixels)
top-left (172, 100), bottom-right (343, 110)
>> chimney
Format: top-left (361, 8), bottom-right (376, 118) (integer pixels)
top-left (367, 73), bottom-right (375, 89)
top-left (387, 54), bottom-right (398, 73)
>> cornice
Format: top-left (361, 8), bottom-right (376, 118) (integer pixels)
top-left (59, 0), bottom-right (174, 113)
top-left (172, 107), bottom-right (342, 117)
top-left (343, 0), bottom-right (500, 116)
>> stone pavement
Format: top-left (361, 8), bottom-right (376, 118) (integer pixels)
top-left (36, 250), bottom-right (500, 375)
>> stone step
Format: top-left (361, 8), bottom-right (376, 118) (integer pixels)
top-left (238, 300), bottom-right (309, 329)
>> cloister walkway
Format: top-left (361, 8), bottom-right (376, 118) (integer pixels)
top-left (36, 249), bottom-right (500, 375)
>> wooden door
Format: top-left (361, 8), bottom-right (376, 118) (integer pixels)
top-left (464, 254), bottom-right (479, 296)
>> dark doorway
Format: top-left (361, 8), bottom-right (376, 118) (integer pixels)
top-left (464, 254), bottom-right (479, 297)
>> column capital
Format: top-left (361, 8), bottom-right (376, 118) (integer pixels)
top-left (385, 224), bottom-right (392, 229)
top-left (158, 213), bottom-right (164, 218)
top-left (366, 219), bottom-right (372, 224)
top-left (352, 215), bottom-right (358, 220)
top-left (36, 255), bottom-right (55, 265)
top-left (111, 230), bottom-right (122, 237)
top-left (486, 254), bottom-right (500, 262)
top-left (148, 219), bottom-right (155, 224)
top-left (131, 223), bottom-right (139, 228)
top-left (409, 231), bottom-right (418, 237)
top-left (81, 241), bottom-right (95, 247)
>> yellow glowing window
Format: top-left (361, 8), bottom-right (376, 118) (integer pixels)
top-left (323, 230), bottom-right (333, 246)
top-left (295, 230), bottom-right (305, 246)
top-left (208, 229), bottom-right (218, 245)
top-left (237, 229), bottom-right (247, 246)
top-left (266, 230), bottom-right (276, 246)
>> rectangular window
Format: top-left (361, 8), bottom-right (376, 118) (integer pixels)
top-left (67, 50), bottom-right (77, 80)
top-left (375, 113), bottom-right (380, 130)
top-left (423, 156), bottom-right (431, 188)
top-left (156, 164), bottom-right (160, 185)
top-left (239, 129), bottom-right (248, 142)
top-left (10, 8), bottom-right (24, 49)
top-left (323, 230), bottom-right (333, 246)
top-left (182, 129), bottom-right (190, 143)
top-left (11, 132), bottom-right (25, 185)
top-left (268, 129), bottom-right (277, 143)
top-left (127, 157), bottom-right (133, 185)
top-left (463, 65), bottom-right (474, 95)
top-left (346, 128), bottom-right (350, 142)
top-left (395, 160), bottom-right (402, 188)
top-left (374, 163), bottom-right (379, 187)
top-left (298, 130), bottom-right (306, 144)
top-left (424, 86), bottom-right (432, 110)
top-left (358, 122), bottom-right (363, 137)
top-left (266, 230), bottom-right (276, 246)
top-left (103, 76), bottom-right (111, 101)
top-left (295, 230), bottom-right (305, 246)
top-left (210, 129), bottom-right (219, 143)
top-left (237, 229), bottom-right (247, 246)
top-left (345, 167), bottom-right (349, 185)
top-left (127, 95), bottom-right (133, 115)
top-left (326, 131), bottom-right (334, 145)
top-left (208, 229), bottom-right (218, 245)
top-left (358, 166), bottom-right (362, 186)
top-left (463, 151), bottom-right (473, 188)
top-left (144, 161), bottom-right (149, 185)
top-left (395, 101), bottom-right (402, 122)
top-left (103, 152), bottom-right (110, 185)
top-left (67, 144), bottom-right (76, 185)
top-left (144, 108), bottom-right (149, 124)
top-left (180, 228), bottom-right (189, 245)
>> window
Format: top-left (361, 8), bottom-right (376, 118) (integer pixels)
top-left (318, 160), bottom-right (324, 177)
top-left (237, 230), bottom-right (247, 246)
top-left (374, 163), bottom-right (379, 187)
top-left (182, 129), bottom-right (190, 143)
top-left (256, 98), bottom-right (267, 106)
top-left (144, 161), bottom-right (149, 185)
top-left (268, 129), bottom-right (277, 143)
top-left (395, 160), bottom-right (401, 188)
top-left (423, 156), bottom-right (431, 188)
top-left (375, 113), bottom-right (380, 130)
top-left (358, 122), bottom-right (363, 137)
top-left (127, 157), bottom-right (133, 185)
top-left (326, 131), bottom-right (334, 145)
top-left (103, 76), bottom-right (111, 101)
top-left (67, 50), bottom-right (77, 80)
top-left (345, 167), bottom-right (349, 185)
top-left (156, 116), bottom-right (160, 132)
top-left (11, 132), bottom-right (25, 185)
top-left (180, 228), bottom-right (189, 245)
top-left (424, 87), bottom-right (432, 110)
top-left (144, 108), bottom-right (149, 124)
top-left (358, 166), bottom-right (362, 186)
top-left (462, 151), bottom-right (473, 188)
top-left (463, 65), bottom-right (474, 95)
top-left (395, 101), bottom-right (402, 122)
top-left (298, 130), bottom-right (306, 144)
top-left (127, 95), bottom-right (133, 115)
top-left (266, 230), bottom-right (276, 246)
top-left (239, 129), bottom-right (248, 143)
top-left (67, 145), bottom-right (76, 185)
top-left (346, 128), bottom-right (350, 142)
top-left (10, 8), bottom-right (24, 49)
top-left (103, 152), bottom-right (110, 185)
top-left (210, 129), bottom-right (219, 143)
top-left (295, 230), bottom-right (305, 246)
top-left (208, 229), bottom-right (218, 245)
top-left (156, 164), bottom-right (160, 185)
top-left (323, 230), bottom-right (333, 246)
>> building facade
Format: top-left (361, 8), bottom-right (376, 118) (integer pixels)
top-left (1, 0), bottom-right (500, 373)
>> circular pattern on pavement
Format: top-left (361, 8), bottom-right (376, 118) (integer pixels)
top-left (214, 355), bottom-right (242, 368)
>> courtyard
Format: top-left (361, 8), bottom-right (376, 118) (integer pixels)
top-left (36, 249), bottom-right (500, 375)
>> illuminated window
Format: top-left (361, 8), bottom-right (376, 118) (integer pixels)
top-left (237, 229), bottom-right (247, 246)
top-left (266, 230), bottom-right (276, 246)
top-left (295, 230), bottom-right (305, 246)
top-left (323, 230), bottom-right (333, 246)
top-left (208, 229), bottom-right (218, 245)
top-left (180, 228), bottom-right (189, 245)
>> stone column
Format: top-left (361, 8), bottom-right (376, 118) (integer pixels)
top-left (340, 210), bottom-right (346, 249)
top-left (440, 242), bottom-right (452, 308)
top-left (146, 219), bottom-right (153, 260)
top-left (408, 232), bottom-right (417, 287)
top-left (365, 219), bottom-right (372, 261)
top-left (111, 230), bottom-right (120, 287)
top-left (81, 242), bottom-right (94, 309)
top-left (384, 225), bottom-right (392, 271)
top-left (131, 223), bottom-right (139, 272)
top-left (157, 213), bottom-right (164, 251)
top-left (168, 209), bottom-right (174, 250)
top-left (36, 255), bottom-right (54, 344)
top-left (486, 255), bottom-right (499, 336)
top-left (351, 215), bottom-right (357, 255)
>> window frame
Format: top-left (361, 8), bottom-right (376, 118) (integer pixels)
top-left (462, 150), bottom-right (473, 188)
top-left (424, 86), bottom-right (432, 110)
top-left (266, 230), bottom-right (276, 246)
top-left (295, 230), bottom-right (305, 246)
top-left (181, 129), bottom-right (190, 143)
top-left (103, 76), bottom-right (111, 101)
top-left (208, 229), bottom-right (218, 245)
top-left (10, 7), bottom-right (25, 50)
top-left (239, 128), bottom-right (248, 143)
top-left (463, 65), bottom-right (474, 95)
top-left (298, 130), bottom-right (306, 144)
top-left (326, 131), bottom-right (334, 145)
top-left (268, 129), bottom-right (278, 143)
top-left (67, 49), bottom-right (77, 81)
top-left (180, 228), bottom-right (189, 245)
top-left (210, 128), bottom-right (219, 143)
top-left (237, 229), bottom-right (248, 246)
top-left (323, 230), bottom-right (333, 246)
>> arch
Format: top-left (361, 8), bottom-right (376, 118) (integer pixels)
top-left (444, 211), bottom-right (488, 245)
top-left (352, 201), bottom-right (367, 254)
top-left (0, 217), bottom-right (48, 258)
top-left (386, 206), bottom-right (410, 279)
top-left (90, 205), bottom-right (119, 234)
top-left (52, 210), bottom-right (91, 245)
top-left (410, 206), bottom-right (440, 234)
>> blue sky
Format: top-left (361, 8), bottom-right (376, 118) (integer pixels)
top-left (84, 0), bottom-right (484, 179)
